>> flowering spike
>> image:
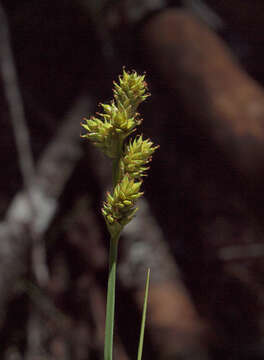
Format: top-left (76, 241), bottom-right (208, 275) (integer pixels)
top-left (113, 69), bottom-right (149, 117)
top-left (81, 70), bottom-right (160, 360)
top-left (120, 135), bottom-right (159, 179)
top-left (102, 174), bottom-right (143, 234)
top-left (81, 69), bottom-right (158, 236)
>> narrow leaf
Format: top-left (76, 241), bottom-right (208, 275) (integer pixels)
top-left (137, 268), bottom-right (150, 360)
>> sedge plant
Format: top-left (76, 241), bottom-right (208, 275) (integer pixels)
top-left (81, 69), bottom-right (158, 360)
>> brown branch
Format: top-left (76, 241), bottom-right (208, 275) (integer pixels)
top-left (0, 3), bottom-right (35, 189)
top-left (0, 3), bottom-right (51, 287)
top-left (0, 95), bottom-right (92, 325)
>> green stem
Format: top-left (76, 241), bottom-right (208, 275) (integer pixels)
top-left (104, 138), bottom-right (123, 360)
top-left (104, 233), bottom-right (120, 360)
top-left (112, 139), bottom-right (123, 186)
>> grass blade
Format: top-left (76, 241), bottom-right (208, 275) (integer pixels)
top-left (137, 268), bottom-right (150, 360)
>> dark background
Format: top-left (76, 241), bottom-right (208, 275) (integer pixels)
top-left (1, 1), bottom-right (264, 359)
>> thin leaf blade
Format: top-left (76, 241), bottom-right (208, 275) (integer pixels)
top-left (137, 268), bottom-right (150, 360)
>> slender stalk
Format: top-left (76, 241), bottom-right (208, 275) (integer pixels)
top-left (112, 139), bottom-right (123, 186)
top-left (104, 143), bottom-right (123, 360)
top-left (112, 156), bottom-right (120, 186)
top-left (104, 234), bottom-right (120, 360)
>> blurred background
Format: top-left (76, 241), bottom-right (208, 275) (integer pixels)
top-left (1, 0), bottom-right (264, 359)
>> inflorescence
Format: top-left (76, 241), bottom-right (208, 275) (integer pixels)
top-left (81, 69), bottom-right (159, 236)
